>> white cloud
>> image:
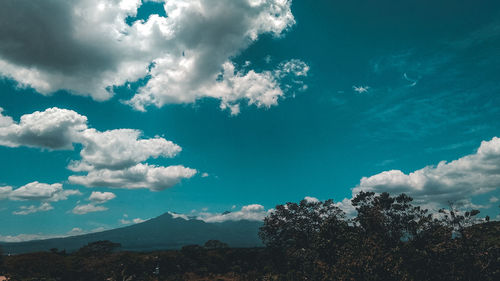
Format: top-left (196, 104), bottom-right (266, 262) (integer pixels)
top-left (91, 226), bottom-right (108, 233)
top-left (490, 196), bottom-right (499, 203)
top-left (0, 233), bottom-right (58, 243)
top-left (0, 107), bottom-right (87, 149)
top-left (197, 204), bottom-right (270, 223)
top-left (69, 163), bottom-right (197, 191)
top-left (72, 204), bottom-right (108, 215)
top-left (68, 227), bottom-right (84, 235)
top-left (0, 226), bottom-right (108, 242)
top-left (133, 218), bottom-right (145, 223)
top-left (201, 172), bottom-right (209, 178)
top-left (334, 198), bottom-right (357, 218)
top-left (353, 85), bottom-right (370, 94)
top-left (12, 202), bottom-right (53, 215)
top-left (120, 217), bottom-right (146, 224)
top-left (131, 58), bottom-right (309, 114)
top-left (0, 186), bottom-right (13, 199)
top-left (0, 107), bottom-right (196, 190)
top-left (1, 181), bottom-right (81, 202)
top-left (0, 107), bottom-right (181, 166)
top-left (72, 191), bottom-right (116, 214)
top-left (0, 0), bottom-right (307, 114)
top-left (304, 196), bottom-right (319, 203)
top-left (120, 213), bottom-right (147, 224)
top-left (70, 128), bottom-right (181, 171)
top-left (89, 191), bottom-right (116, 204)
top-left (168, 211), bottom-right (189, 220)
top-left (352, 137), bottom-right (500, 209)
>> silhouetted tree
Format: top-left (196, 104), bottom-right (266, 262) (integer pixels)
top-left (76, 240), bottom-right (121, 257)
top-left (260, 198), bottom-right (346, 279)
top-left (260, 192), bottom-right (499, 281)
top-left (204, 240), bottom-right (228, 249)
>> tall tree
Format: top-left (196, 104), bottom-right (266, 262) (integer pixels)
top-left (259, 198), bottom-right (347, 278)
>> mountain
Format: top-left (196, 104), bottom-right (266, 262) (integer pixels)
top-left (0, 213), bottom-right (263, 254)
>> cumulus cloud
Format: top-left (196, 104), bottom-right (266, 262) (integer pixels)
top-left (70, 128), bottom-right (181, 171)
top-left (69, 164), bottom-right (197, 191)
top-left (0, 0), bottom-right (308, 114)
top-left (0, 107), bottom-right (181, 161)
top-left (334, 198), bottom-right (357, 218)
top-left (0, 107), bottom-right (196, 190)
top-left (304, 196), bottom-right (319, 203)
top-left (0, 181), bottom-right (81, 202)
top-left (0, 107), bottom-right (87, 149)
top-left (353, 137), bottom-right (500, 209)
top-left (72, 191), bottom-right (116, 215)
top-left (197, 204), bottom-right (271, 223)
top-left (72, 204), bottom-right (108, 215)
top-left (89, 191), bottom-right (116, 204)
top-left (12, 202), bottom-right (54, 215)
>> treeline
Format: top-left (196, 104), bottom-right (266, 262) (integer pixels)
top-left (1, 192), bottom-right (499, 281)
top-left (259, 192), bottom-right (499, 280)
top-left (1, 240), bottom-right (271, 281)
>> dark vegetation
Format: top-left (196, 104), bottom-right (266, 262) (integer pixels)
top-left (1, 192), bottom-right (499, 281)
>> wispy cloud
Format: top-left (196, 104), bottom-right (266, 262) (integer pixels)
top-left (352, 85), bottom-right (370, 94)
top-left (358, 22), bottom-right (500, 143)
top-left (120, 214), bottom-right (147, 225)
top-left (72, 204), bottom-right (108, 215)
top-left (0, 226), bottom-right (109, 242)
top-left (13, 202), bottom-right (54, 215)
top-left (403, 73), bottom-right (418, 87)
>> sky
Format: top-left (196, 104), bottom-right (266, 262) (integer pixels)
top-left (1, 0), bottom-right (500, 241)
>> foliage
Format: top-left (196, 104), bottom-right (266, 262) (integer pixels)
top-left (204, 239), bottom-right (229, 249)
top-left (1, 193), bottom-right (499, 281)
top-left (259, 192), bottom-right (500, 281)
top-left (75, 240), bottom-right (121, 257)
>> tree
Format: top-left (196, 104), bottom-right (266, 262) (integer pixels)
top-left (351, 192), bottom-right (433, 244)
top-left (259, 192), bottom-right (488, 281)
top-left (204, 240), bottom-right (228, 250)
top-left (259, 198), bottom-right (346, 278)
top-left (76, 240), bottom-right (121, 257)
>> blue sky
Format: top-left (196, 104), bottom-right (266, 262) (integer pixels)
top-left (1, 0), bottom-right (500, 241)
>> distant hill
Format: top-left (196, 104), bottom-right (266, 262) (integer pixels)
top-left (0, 213), bottom-right (263, 254)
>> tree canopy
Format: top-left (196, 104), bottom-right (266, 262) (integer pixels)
top-left (259, 192), bottom-right (499, 281)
